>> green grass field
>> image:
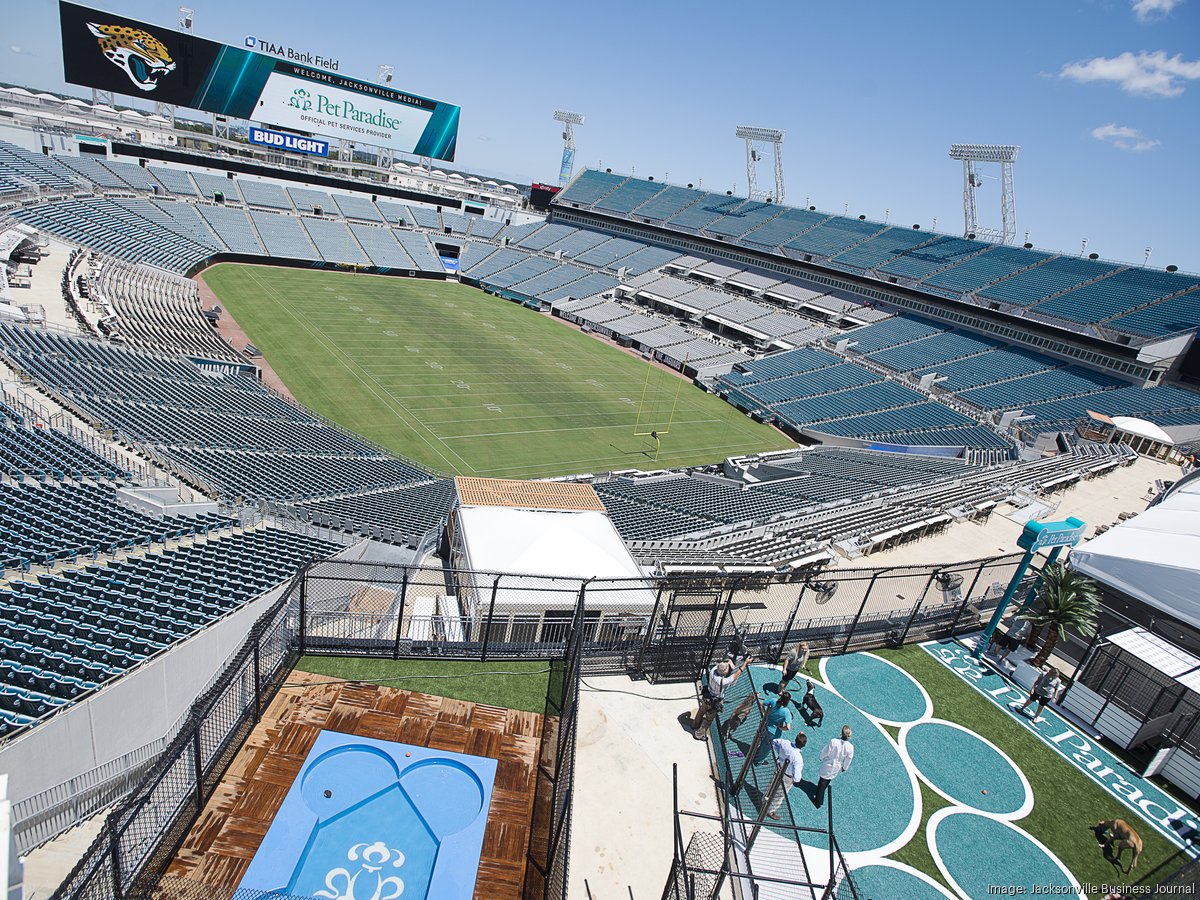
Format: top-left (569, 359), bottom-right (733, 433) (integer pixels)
top-left (294, 656), bottom-right (552, 714)
top-left (203, 264), bottom-right (793, 478)
top-left (877, 644), bottom-right (1185, 894)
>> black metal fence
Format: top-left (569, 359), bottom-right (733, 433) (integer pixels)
top-left (50, 551), bottom-right (1025, 900)
top-left (52, 568), bottom-right (304, 900)
top-left (522, 587), bottom-right (586, 900)
top-left (1074, 639), bottom-right (1200, 756)
top-left (294, 554), bottom-right (1024, 683)
top-left (662, 761), bottom-right (859, 900)
top-left (50, 562), bottom-right (588, 900)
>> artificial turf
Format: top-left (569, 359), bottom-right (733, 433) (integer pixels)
top-left (202, 264), bottom-right (794, 478)
top-left (876, 643), bottom-right (1185, 895)
top-left (293, 656), bottom-right (551, 713)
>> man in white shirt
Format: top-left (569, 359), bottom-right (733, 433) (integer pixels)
top-left (764, 732), bottom-right (807, 820)
top-left (814, 725), bottom-right (854, 808)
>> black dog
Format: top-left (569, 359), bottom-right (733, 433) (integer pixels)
top-left (802, 679), bottom-right (824, 727)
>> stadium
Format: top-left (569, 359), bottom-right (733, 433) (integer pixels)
top-left (1, 2), bottom-right (1199, 899)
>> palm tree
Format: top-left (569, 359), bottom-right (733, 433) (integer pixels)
top-left (1017, 563), bottom-right (1101, 668)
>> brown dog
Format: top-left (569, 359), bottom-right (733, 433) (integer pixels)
top-left (1095, 819), bottom-right (1142, 871)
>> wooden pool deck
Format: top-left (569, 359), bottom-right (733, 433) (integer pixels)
top-left (161, 669), bottom-right (543, 899)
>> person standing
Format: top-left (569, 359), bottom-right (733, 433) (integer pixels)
top-left (691, 655), bottom-right (752, 739)
top-left (995, 617), bottom-right (1031, 663)
top-left (764, 732), bottom-right (808, 820)
top-left (766, 691), bottom-right (794, 739)
top-left (814, 725), bottom-right (854, 808)
top-left (780, 642), bottom-right (811, 690)
top-left (1010, 665), bottom-right (1062, 724)
top-left (754, 691), bottom-right (794, 760)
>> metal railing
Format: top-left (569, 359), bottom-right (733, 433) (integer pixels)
top-left (49, 560), bottom-right (586, 900)
top-left (43, 549), bottom-right (1027, 900)
top-left (11, 738), bottom-right (165, 856)
top-left (51, 568), bottom-right (305, 900)
top-left (292, 554), bottom-right (1021, 681)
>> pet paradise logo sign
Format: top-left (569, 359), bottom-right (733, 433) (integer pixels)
top-left (248, 126), bottom-right (328, 157)
top-left (254, 69), bottom-right (431, 151)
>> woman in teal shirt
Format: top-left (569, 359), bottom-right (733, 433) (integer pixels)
top-left (755, 691), bottom-right (794, 760)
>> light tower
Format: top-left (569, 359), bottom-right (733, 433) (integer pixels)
top-left (735, 126), bottom-right (785, 203)
top-left (949, 143), bottom-right (1020, 245)
top-left (374, 65), bottom-right (396, 169)
top-left (554, 110), bottom-right (584, 186)
top-left (151, 7), bottom-right (191, 126)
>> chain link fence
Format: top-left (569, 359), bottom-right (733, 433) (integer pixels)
top-left (51, 567), bottom-right (304, 900)
top-left (47, 551), bottom-right (1027, 900)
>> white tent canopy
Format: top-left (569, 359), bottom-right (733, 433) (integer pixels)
top-left (1112, 416), bottom-right (1175, 445)
top-left (1071, 473), bottom-right (1200, 629)
top-left (455, 506), bottom-right (655, 611)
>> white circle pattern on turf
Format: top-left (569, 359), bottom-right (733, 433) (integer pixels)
top-left (840, 858), bottom-right (959, 900)
top-left (751, 666), bottom-right (923, 862)
top-left (819, 650), bottom-right (934, 726)
top-left (926, 807), bottom-right (1084, 899)
top-left (898, 718), bottom-right (1034, 820)
top-left (742, 655), bottom-right (1083, 894)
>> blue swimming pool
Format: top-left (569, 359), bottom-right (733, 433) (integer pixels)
top-left (236, 730), bottom-right (497, 900)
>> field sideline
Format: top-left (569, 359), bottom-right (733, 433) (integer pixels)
top-left (203, 264), bottom-right (794, 478)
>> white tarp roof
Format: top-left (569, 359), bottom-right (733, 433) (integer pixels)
top-left (456, 506), bottom-right (655, 610)
top-left (1071, 473), bottom-right (1200, 628)
top-left (1112, 416), bottom-right (1174, 445)
top-left (1108, 628), bottom-right (1200, 692)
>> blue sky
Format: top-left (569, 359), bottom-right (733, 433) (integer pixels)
top-left (3, 0), bottom-right (1198, 269)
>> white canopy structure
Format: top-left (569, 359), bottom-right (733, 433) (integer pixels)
top-left (1071, 472), bottom-right (1200, 629)
top-left (448, 477), bottom-right (656, 629)
top-left (457, 506), bottom-right (647, 583)
top-left (1111, 416), bottom-right (1175, 445)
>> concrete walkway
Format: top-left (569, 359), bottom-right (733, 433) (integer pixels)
top-left (19, 810), bottom-right (109, 900)
top-left (569, 675), bottom-right (726, 899)
top-left (843, 456), bottom-right (1181, 569)
top-left (17, 239), bottom-right (81, 333)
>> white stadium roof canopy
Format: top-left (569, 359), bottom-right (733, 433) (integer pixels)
top-left (1071, 472), bottom-right (1200, 628)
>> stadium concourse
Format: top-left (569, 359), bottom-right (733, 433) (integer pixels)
top-left (1, 110), bottom-right (1200, 900)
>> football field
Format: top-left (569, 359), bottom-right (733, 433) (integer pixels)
top-left (202, 264), bottom-right (794, 478)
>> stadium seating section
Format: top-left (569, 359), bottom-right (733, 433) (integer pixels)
top-left (0, 528), bottom-right (338, 736)
top-left (556, 169), bottom-right (1200, 338)
top-left (0, 326), bottom-right (432, 501)
top-left (95, 261), bottom-right (240, 361)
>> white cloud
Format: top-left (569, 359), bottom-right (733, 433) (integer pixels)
top-left (1060, 50), bottom-right (1200, 97)
top-left (1132, 0), bottom-right (1184, 20)
top-left (1091, 123), bottom-right (1162, 151)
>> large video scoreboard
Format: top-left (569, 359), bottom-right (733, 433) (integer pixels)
top-left (59, 1), bottom-right (460, 161)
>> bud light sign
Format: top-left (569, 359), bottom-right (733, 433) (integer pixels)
top-left (248, 126), bottom-right (329, 157)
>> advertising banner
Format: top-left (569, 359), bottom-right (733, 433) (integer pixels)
top-left (558, 147), bottom-right (575, 186)
top-left (59, 1), bottom-right (459, 160)
top-left (248, 126), bottom-right (328, 157)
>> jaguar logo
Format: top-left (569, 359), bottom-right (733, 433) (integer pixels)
top-left (86, 23), bottom-right (176, 92)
